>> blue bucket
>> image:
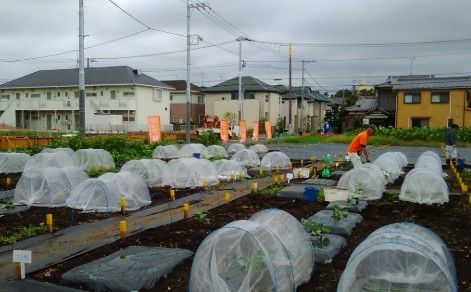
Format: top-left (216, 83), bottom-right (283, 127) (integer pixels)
top-left (456, 158), bottom-right (465, 170)
top-left (304, 186), bottom-right (319, 202)
top-left (193, 153), bottom-right (201, 159)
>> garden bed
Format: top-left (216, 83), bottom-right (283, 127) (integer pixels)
top-left (30, 189), bottom-right (471, 291)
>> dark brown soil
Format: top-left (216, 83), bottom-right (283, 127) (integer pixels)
top-left (0, 173), bottom-right (21, 191)
top-left (31, 186), bottom-right (471, 292)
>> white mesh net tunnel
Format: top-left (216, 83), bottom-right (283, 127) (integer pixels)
top-left (74, 149), bottom-right (115, 171)
top-left (415, 152), bottom-right (443, 175)
top-left (162, 158), bottom-right (218, 188)
top-left (178, 143), bottom-right (210, 159)
top-left (0, 152), bottom-right (31, 174)
top-left (41, 147), bottom-right (75, 158)
top-left (24, 152), bottom-right (77, 172)
top-left (337, 222), bottom-right (457, 292)
top-left (230, 149), bottom-right (260, 168)
top-left (375, 152), bottom-right (408, 168)
top-left (399, 168), bottom-right (449, 204)
top-left (260, 152), bottom-right (291, 170)
top-left (120, 159), bottom-right (168, 187)
top-left (249, 144), bottom-right (269, 154)
top-left (228, 143), bottom-right (246, 154)
top-left (213, 160), bottom-right (249, 179)
top-left (207, 145), bottom-right (229, 158)
top-left (372, 156), bottom-right (403, 183)
top-left (337, 166), bottom-right (386, 200)
top-left (14, 167), bottom-right (88, 207)
top-left (66, 171), bottom-right (151, 212)
top-left (361, 163), bottom-right (387, 186)
top-left (152, 145), bottom-right (179, 160)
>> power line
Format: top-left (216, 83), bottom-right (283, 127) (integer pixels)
top-left (105, 0), bottom-right (152, 29)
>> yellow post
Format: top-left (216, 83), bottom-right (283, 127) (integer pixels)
top-left (120, 197), bottom-right (126, 216)
top-left (250, 182), bottom-right (258, 193)
top-left (239, 171), bottom-right (244, 181)
top-left (203, 180), bottom-right (208, 188)
top-left (273, 175), bottom-right (279, 184)
top-left (275, 165), bottom-right (280, 173)
top-left (289, 161), bottom-right (293, 168)
top-left (230, 173), bottom-right (235, 181)
top-left (170, 189), bottom-right (175, 200)
top-left (300, 159), bottom-right (304, 166)
top-left (6, 177), bottom-right (11, 186)
top-left (259, 168), bottom-right (263, 177)
top-left (461, 183), bottom-right (468, 194)
top-left (119, 220), bottom-right (127, 239)
top-left (46, 214), bottom-right (53, 233)
top-left (183, 203), bottom-right (190, 218)
top-left (297, 168), bottom-right (301, 178)
top-left (468, 194), bottom-right (471, 205)
top-left (224, 192), bottom-right (231, 203)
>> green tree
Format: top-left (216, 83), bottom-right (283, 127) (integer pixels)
top-left (223, 112), bottom-right (237, 127)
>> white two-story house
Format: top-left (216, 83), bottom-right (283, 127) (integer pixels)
top-left (0, 66), bottom-right (173, 132)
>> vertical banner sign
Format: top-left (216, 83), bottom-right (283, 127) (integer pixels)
top-left (265, 120), bottom-right (272, 140)
top-left (147, 116), bottom-right (161, 143)
top-left (220, 120), bottom-right (229, 142)
top-left (239, 120), bottom-right (247, 143)
top-left (253, 121), bottom-right (259, 141)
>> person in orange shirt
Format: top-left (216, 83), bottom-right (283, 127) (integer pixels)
top-left (347, 124), bottom-right (377, 168)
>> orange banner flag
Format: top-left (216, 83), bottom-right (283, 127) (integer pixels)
top-left (239, 120), bottom-right (247, 143)
top-left (253, 121), bottom-right (259, 141)
top-left (220, 120), bottom-right (229, 142)
top-left (147, 116), bottom-right (161, 143)
top-left (265, 120), bottom-right (272, 140)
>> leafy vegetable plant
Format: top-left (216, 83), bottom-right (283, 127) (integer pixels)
top-left (331, 203), bottom-right (348, 222)
top-left (302, 218), bottom-right (331, 248)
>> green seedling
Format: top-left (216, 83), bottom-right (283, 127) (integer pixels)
top-left (235, 250), bottom-right (265, 273)
top-left (194, 210), bottom-right (208, 220)
top-left (302, 218), bottom-right (331, 248)
top-left (259, 184), bottom-right (281, 197)
top-left (331, 203), bottom-right (348, 222)
top-left (0, 198), bottom-right (15, 210)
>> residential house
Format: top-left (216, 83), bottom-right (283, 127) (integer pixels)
top-left (161, 80), bottom-right (205, 129)
top-left (202, 76), bottom-right (282, 128)
top-left (376, 75), bottom-right (471, 128)
top-left (0, 66), bottom-right (173, 132)
top-left (345, 95), bottom-right (395, 129)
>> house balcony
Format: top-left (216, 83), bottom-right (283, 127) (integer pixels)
top-left (6, 98), bottom-right (136, 111)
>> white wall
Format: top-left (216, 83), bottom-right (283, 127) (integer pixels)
top-left (204, 92), bottom-right (232, 115)
top-left (135, 86), bottom-right (171, 130)
top-left (213, 99), bottom-right (259, 128)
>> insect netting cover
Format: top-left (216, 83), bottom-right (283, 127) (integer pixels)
top-left (179, 143), bottom-right (210, 159)
top-left (189, 220), bottom-right (296, 292)
top-left (120, 159), bottom-right (168, 187)
top-left (249, 144), bottom-right (269, 154)
top-left (361, 163), bottom-right (387, 186)
top-left (337, 222), bottom-right (457, 292)
top-left (337, 166), bottom-right (385, 200)
top-left (372, 156), bottom-right (403, 183)
top-left (66, 171), bottom-right (151, 212)
top-left (0, 152), bottom-right (30, 174)
top-left (393, 151), bottom-right (408, 167)
top-left (415, 154), bottom-right (443, 176)
top-left (250, 209), bottom-right (314, 286)
top-left (260, 152), bottom-right (291, 171)
top-left (14, 167), bottom-right (88, 207)
top-left (227, 143), bottom-right (246, 154)
top-left (213, 160), bottom-right (249, 179)
top-left (230, 149), bottom-right (260, 168)
top-left (24, 152), bottom-right (77, 172)
top-left (418, 151), bottom-right (442, 165)
top-left (152, 145), bottom-right (179, 159)
top-left (162, 158), bottom-right (218, 188)
top-left (375, 152), bottom-right (408, 168)
top-left (399, 168), bottom-right (449, 204)
top-left (41, 147), bottom-right (75, 158)
top-left (74, 149), bottom-right (115, 171)
top-left (207, 145), bottom-right (229, 158)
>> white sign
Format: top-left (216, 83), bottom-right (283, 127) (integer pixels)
top-left (324, 188), bottom-right (350, 202)
top-left (13, 250), bottom-right (32, 264)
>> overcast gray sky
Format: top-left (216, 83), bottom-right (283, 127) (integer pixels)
top-left (1, 0), bottom-right (471, 92)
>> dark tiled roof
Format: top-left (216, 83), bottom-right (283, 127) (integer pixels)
top-left (345, 96), bottom-right (378, 112)
top-left (0, 66), bottom-right (173, 89)
top-left (375, 75), bottom-right (471, 90)
top-left (161, 80), bottom-right (201, 91)
top-left (202, 76), bottom-right (281, 93)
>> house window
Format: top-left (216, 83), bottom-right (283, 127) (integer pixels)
top-left (244, 93), bottom-right (255, 100)
top-left (431, 92), bottom-right (449, 103)
top-left (86, 92), bottom-right (97, 97)
top-left (47, 92), bottom-right (52, 100)
top-left (172, 116), bottom-right (178, 123)
top-left (57, 92), bottom-right (61, 97)
top-left (467, 90), bottom-right (471, 108)
top-left (100, 91), bottom-right (103, 96)
top-left (123, 92), bottom-right (135, 97)
top-left (153, 89), bottom-right (162, 101)
top-left (16, 93), bottom-right (20, 99)
top-left (198, 96), bottom-right (204, 103)
top-left (0, 94), bottom-right (10, 100)
top-left (170, 95), bottom-right (173, 101)
top-left (265, 112), bottom-right (269, 120)
top-left (222, 98), bottom-right (225, 100)
top-left (110, 91), bottom-right (116, 99)
top-left (74, 91), bottom-right (79, 98)
top-left (31, 93), bottom-right (40, 98)
top-left (65, 92), bottom-right (68, 97)
top-left (411, 118), bottom-right (429, 128)
top-left (404, 93), bottom-right (420, 104)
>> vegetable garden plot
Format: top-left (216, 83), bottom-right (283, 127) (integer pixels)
top-left (415, 155), bottom-right (443, 176)
top-left (372, 156), bottom-right (403, 183)
top-left (170, 158), bottom-right (219, 186)
top-left (66, 171), bottom-right (151, 212)
top-left (249, 144), bottom-right (268, 154)
top-left (178, 143), bottom-right (210, 159)
top-left (206, 145), bottom-right (228, 158)
top-left (361, 163), bottom-right (387, 186)
top-left (162, 158), bottom-right (218, 188)
top-left (230, 149), bottom-right (260, 167)
top-left (152, 145), bottom-right (179, 160)
top-left (260, 151), bottom-right (291, 170)
top-left (307, 210), bottom-right (363, 236)
top-left (120, 159), bottom-right (168, 187)
top-left (14, 167), bottom-right (88, 207)
top-left (24, 152), bottom-right (77, 172)
top-left (213, 159), bottom-right (249, 179)
top-left (375, 152), bottom-right (408, 168)
top-left (400, 168), bottom-right (449, 204)
top-left (0, 152), bottom-right (30, 174)
top-left (337, 167), bottom-right (385, 200)
top-left (74, 149), bottom-right (115, 171)
top-left (41, 147), bottom-right (75, 158)
top-left (311, 233), bottom-right (347, 263)
top-left (337, 222), bottom-right (457, 292)
top-left (227, 143), bottom-right (246, 154)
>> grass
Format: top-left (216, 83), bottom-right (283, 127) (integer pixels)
top-left (259, 184), bottom-right (282, 197)
top-left (0, 224), bottom-right (47, 246)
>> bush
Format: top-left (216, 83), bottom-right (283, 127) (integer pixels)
top-left (196, 130), bottom-right (220, 146)
top-left (346, 126), bottom-right (471, 142)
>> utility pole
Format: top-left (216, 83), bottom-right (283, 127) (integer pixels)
top-left (300, 60), bottom-right (305, 133)
top-left (79, 0), bottom-right (85, 134)
top-left (237, 36), bottom-right (249, 121)
top-left (185, 0), bottom-right (191, 144)
top-left (288, 43), bottom-right (292, 131)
